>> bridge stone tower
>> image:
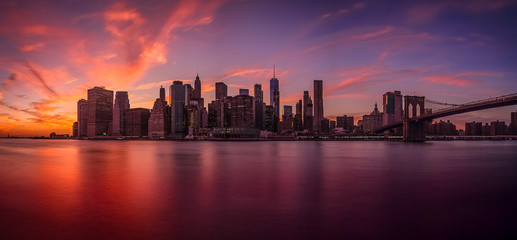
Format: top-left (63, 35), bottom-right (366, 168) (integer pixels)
top-left (403, 96), bottom-right (426, 141)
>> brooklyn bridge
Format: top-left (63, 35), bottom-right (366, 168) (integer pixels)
top-left (374, 93), bottom-right (517, 141)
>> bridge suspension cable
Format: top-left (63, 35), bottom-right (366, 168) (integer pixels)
top-left (425, 99), bottom-right (463, 107)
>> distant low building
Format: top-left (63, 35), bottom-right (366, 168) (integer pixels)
top-left (428, 120), bottom-right (457, 135)
top-left (360, 103), bottom-right (383, 134)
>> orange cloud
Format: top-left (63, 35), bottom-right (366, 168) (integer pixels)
top-left (18, 42), bottom-right (45, 52)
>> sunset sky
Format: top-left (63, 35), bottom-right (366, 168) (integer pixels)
top-left (1, 0), bottom-right (517, 136)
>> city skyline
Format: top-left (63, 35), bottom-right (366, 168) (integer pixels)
top-left (1, 0), bottom-right (517, 136)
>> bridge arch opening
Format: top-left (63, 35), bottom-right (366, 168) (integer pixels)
top-left (416, 104), bottom-right (421, 117)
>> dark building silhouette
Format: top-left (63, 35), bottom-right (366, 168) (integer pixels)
top-left (185, 84), bottom-right (193, 103)
top-left (321, 118), bottom-right (330, 134)
top-left (281, 105), bottom-right (294, 131)
top-left (148, 86), bottom-right (170, 137)
top-left (230, 95), bottom-right (255, 128)
top-left (125, 108), bottom-right (150, 137)
top-left (383, 90), bottom-right (403, 134)
top-left (72, 122), bottom-right (78, 138)
top-left (113, 91), bottom-right (130, 136)
top-left (313, 80), bottom-right (323, 133)
top-left (170, 81), bottom-right (186, 137)
top-left (303, 91), bottom-right (313, 131)
top-left (265, 105), bottom-right (275, 132)
top-left (294, 99), bottom-right (303, 131)
top-left (254, 84), bottom-right (265, 130)
top-left (465, 121), bottom-right (482, 136)
top-left (329, 120), bottom-right (336, 131)
top-left (77, 99), bottom-right (88, 137)
top-left (490, 121), bottom-right (507, 135)
top-left (215, 82), bottom-right (228, 101)
top-left (208, 98), bottom-right (231, 128)
top-left (193, 73), bottom-right (201, 99)
top-left (336, 115), bottom-right (354, 132)
top-left (270, 66), bottom-right (280, 132)
top-left (87, 87), bottom-right (113, 137)
top-left (360, 103), bottom-right (383, 134)
top-left (186, 98), bottom-right (207, 135)
top-left (239, 89), bottom-right (249, 96)
top-left (428, 120), bottom-right (457, 135)
top-left (510, 110), bottom-right (517, 134)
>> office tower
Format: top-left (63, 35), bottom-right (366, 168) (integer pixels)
top-left (283, 105), bottom-right (292, 122)
top-left (281, 105), bottom-right (294, 130)
top-left (170, 81), bottom-right (186, 137)
top-left (124, 108), bottom-right (150, 137)
top-left (337, 115), bottom-right (355, 131)
top-left (329, 120), bottom-right (336, 131)
top-left (295, 99), bottom-right (303, 131)
top-left (72, 122), bottom-right (78, 138)
top-left (510, 110), bottom-right (517, 134)
top-left (321, 118), bottom-right (330, 134)
top-left (254, 84), bottom-right (266, 130)
top-left (239, 89), bottom-right (249, 96)
top-left (193, 73), bottom-right (201, 99)
top-left (230, 95), bottom-right (255, 128)
top-left (112, 91), bottom-right (130, 136)
top-left (185, 84), bottom-right (193, 103)
top-left (208, 100), bottom-right (224, 128)
top-left (313, 80), bottom-right (323, 133)
top-left (303, 91), bottom-right (313, 131)
top-left (87, 87), bottom-right (113, 137)
top-left (490, 121), bottom-right (507, 135)
top-left (77, 99), bottom-right (88, 137)
top-left (254, 84), bottom-right (263, 103)
top-left (383, 90), bottom-right (402, 126)
top-left (215, 82), bottom-right (228, 100)
top-left (186, 98), bottom-right (207, 135)
top-left (270, 66), bottom-right (279, 131)
top-left (361, 103), bottom-right (383, 134)
top-left (149, 86), bottom-right (171, 137)
top-left (465, 121), bottom-right (482, 136)
top-left (265, 105), bottom-right (275, 132)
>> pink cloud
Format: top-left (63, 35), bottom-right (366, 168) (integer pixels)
top-left (420, 72), bottom-right (503, 87)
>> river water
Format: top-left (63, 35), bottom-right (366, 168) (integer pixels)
top-left (0, 139), bottom-right (516, 239)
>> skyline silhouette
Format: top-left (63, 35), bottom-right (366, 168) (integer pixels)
top-left (1, 0), bottom-right (517, 136)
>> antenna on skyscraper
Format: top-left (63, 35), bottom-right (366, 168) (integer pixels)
top-left (273, 64), bottom-right (276, 79)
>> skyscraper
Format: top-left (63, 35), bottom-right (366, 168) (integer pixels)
top-left (295, 99), bottom-right (303, 131)
top-left (270, 65), bottom-right (279, 132)
top-left (87, 86), bottom-right (113, 137)
top-left (303, 91), bottom-right (313, 131)
top-left (383, 90), bottom-right (403, 126)
top-left (148, 86), bottom-right (170, 137)
top-left (254, 84), bottom-right (265, 130)
top-left (112, 91), bottom-right (129, 136)
top-left (77, 99), bottom-right (88, 137)
top-left (185, 84), bottom-right (193, 103)
top-left (124, 108), bottom-right (150, 137)
top-left (313, 80), bottom-right (323, 133)
top-left (511, 110), bottom-right (517, 134)
top-left (193, 73), bottom-right (201, 99)
top-left (254, 84), bottom-right (263, 103)
top-left (215, 82), bottom-right (228, 101)
top-left (230, 95), bottom-right (255, 128)
top-left (170, 81), bottom-right (186, 137)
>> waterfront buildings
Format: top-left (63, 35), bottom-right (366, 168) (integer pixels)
top-left (148, 86), bottom-right (170, 137)
top-left (465, 121), bottom-right (483, 136)
top-left (87, 87), bottom-right (113, 137)
top-left (239, 89), bottom-right (249, 96)
top-left (303, 91), bottom-right (313, 131)
top-left (113, 91), bottom-right (129, 136)
top-left (336, 115), bottom-right (354, 132)
top-left (360, 103), bottom-right (383, 133)
top-left (77, 99), bottom-right (88, 137)
top-left (170, 81), bottom-right (186, 137)
top-left (254, 84), bottom-right (266, 130)
top-left (313, 80), bottom-right (323, 134)
top-left (428, 120), bottom-right (457, 135)
top-left (270, 67), bottom-right (280, 132)
top-left (511, 110), bottom-right (517, 134)
top-left (125, 108), bottom-right (150, 137)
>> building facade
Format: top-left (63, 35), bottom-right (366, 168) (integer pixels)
top-left (87, 87), bottom-right (113, 137)
top-left (112, 91), bottom-right (130, 136)
top-left (313, 80), bottom-right (323, 133)
top-left (125, 108), bottom-right (150, 137)
top-left (77, 99), bottom-right (88, 137)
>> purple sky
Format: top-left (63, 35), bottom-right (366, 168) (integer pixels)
top-left (1, 0), bottom-right (517, 136)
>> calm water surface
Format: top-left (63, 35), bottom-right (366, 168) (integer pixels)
top-left (0, 139), bottom-right (516, 239)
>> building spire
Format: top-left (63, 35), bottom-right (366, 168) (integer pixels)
top-left (273, 64), bottom-right (276, 79)
top-left (196, 68), bottom-right (199, 78)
